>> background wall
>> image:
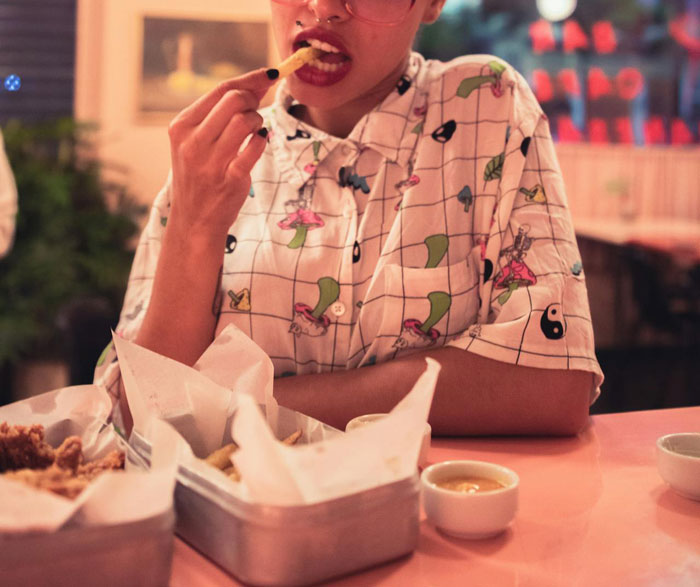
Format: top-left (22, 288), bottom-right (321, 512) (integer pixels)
top-left (75, 0), bottom-right (275, 207)
top-left (0, 0), bottom-right (76, 122)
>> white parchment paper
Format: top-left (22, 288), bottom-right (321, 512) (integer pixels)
top-left (113, 325), bottom-right (440, 506)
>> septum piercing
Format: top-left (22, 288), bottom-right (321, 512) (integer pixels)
top-left (296, 16), bottom-right (339, 26)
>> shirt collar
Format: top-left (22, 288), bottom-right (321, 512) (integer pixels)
top-left (268, 52), bottom-right (427, 175)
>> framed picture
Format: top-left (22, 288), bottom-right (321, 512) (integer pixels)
top-left (137, 16), bottom-right (269, 122)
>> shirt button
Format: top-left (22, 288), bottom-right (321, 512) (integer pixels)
top-left (331, 302), bottom-right (346, 317)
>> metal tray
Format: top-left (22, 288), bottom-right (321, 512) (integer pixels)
top-left (130, 431), bottom-right (420, 586)
top-left (0, 509), bottom-right (175, 587)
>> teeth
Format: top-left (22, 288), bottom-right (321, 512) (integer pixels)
top-left (307, 38), bottom-right (340, 53)
top-left (310, 59), bottom-right (342, 72)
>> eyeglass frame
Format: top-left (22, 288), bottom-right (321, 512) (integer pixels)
top-left (270, 0), bottom-right (418, 27)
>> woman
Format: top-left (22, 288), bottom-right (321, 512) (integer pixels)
top-left (99, 0), bottom-right (602, 435)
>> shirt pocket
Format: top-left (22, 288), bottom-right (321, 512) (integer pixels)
top-left (357, 260), bottom-right (479, 364)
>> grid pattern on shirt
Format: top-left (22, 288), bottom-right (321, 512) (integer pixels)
top-left (102, 52), bottom-right (602, 398)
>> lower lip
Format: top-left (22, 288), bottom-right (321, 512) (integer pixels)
top-left (295, 60), bottom-right (351, 87)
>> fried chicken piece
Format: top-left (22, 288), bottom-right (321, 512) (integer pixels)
top-left (76, 450), bottom-right (125, 481)
top-left (1, 423), bottom-right (125, 498)
top-left (5, 465), bottom-right (89, 500)
top-left (0, 422), bottom-right (55, 472)
top-left (54, 436), bottom-right (84, 471)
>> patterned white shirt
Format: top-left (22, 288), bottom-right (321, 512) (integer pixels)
top-left (99, 52), bottom-right (603, 403)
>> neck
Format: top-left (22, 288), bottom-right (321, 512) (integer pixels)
top-left (297, 54), bottom-right (410, 138)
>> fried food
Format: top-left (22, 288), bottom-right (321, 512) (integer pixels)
top-left (5, 466), bottom-right (89, 500)
top-left (0, 423), bottom-right (125, 499)
top-left (54, 435), bottom-right (84, 471)
top-left (77, 450), bottom-right (125, 481)
top-left (202, 430), bottom-right (303, 484)
top-left (204, 443), bottom-right (238, 470)
top-left (0, 422), bottom-right (55, 472)
top-left (276, 47), bottom-right (323, 78)
top-left (282, 430), bottom-right (303, 445)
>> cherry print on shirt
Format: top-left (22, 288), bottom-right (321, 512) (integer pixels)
top-left (228, 288), bottom-right (251, 312)
top-left (397, 75), bottom-right (412, 96)
top-left (519, 184), bottom-right (547, 203)
top-left (540, 303), bottom-right (566, 340)
top-left (493, 226), bottom-right (537, 305)
top-left (289, 277), bottom-right (341, 338)
top-left (431, 119), bottom-right (457, 143)
top-left (393, 291), bottom-right (452, 349)
top-left (456, 61), bottom-right (507, 99)
top-left (424, 234), bottom-right (449, 268)
top-left (225, 234), bottom-right (237, 254)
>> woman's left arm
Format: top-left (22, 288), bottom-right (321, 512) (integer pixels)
top-left (273, 346), bottom-right (593, 436)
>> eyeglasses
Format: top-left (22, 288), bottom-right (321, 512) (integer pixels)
top-left (271, 0), bottom-right (417, 26)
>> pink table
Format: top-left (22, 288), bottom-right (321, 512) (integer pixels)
top-left (171, 407), bottom-right (700, 586)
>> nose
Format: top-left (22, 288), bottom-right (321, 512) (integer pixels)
top-left (306, 0), bottom-right (349, 23)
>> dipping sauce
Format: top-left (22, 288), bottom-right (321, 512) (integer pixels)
top-left (435, 476), bottom-right (505, 493)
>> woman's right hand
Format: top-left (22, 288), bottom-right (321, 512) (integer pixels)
top-left (166, 69), bottom-right (275, 237)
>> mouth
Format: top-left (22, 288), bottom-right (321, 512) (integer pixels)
top-left (293, 29), bottom-right (352, 86)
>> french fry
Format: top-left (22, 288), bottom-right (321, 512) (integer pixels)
top-left (276, 47), bottom-right (323, 78)
top-left (204, 443), bottom-right (237, 470)
top-left (203, 430), bottom-right (301, 484)
top-left (223, 465), bottom-right (241, 483)
top-left (282, 429), bottom-right (302, 445)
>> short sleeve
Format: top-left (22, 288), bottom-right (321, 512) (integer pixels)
top-left (93, 172), bottom-right (173, 404)
top-left (447, 74), bottom-right (603, 403)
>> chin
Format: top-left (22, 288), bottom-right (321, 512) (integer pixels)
top-left (286, 77), bottom-right (353, 110)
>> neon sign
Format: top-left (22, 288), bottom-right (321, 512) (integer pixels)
top-left (527, 17), bottom-right (699, 145)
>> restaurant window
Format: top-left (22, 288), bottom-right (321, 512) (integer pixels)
top-left (417, 0), bottom-right (700, 145)
top-left (0, 0), bottom-right (77, 123)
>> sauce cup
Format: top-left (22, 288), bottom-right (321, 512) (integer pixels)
top-left (421, 460), bottom-right (519, 539)
top-left (656, 432), bottom-right (700, 501)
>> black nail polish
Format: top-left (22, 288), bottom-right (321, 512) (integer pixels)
top-left (257, 127), bottom-right (269, 138)
top-left (266, 68), bottom-right (279, 80)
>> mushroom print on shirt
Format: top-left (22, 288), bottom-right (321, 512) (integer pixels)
top-left (97, 53), bottom-right (603, 406)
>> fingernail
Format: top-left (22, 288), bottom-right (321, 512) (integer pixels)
top-left (266, 68), bottom-right (279, 80)
top-left (257, 127), bottom-right (269, 138)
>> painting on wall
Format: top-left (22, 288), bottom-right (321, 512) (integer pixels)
top-left (137, 16), bottom-right (269, 121)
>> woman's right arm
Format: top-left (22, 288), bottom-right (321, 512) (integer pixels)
top-left (117, 70), bottom-right (275, 430)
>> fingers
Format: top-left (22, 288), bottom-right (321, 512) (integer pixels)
top-left (226, 127), bottom-right (268, 182)
top-left (193, 90), bottom-right (262, 146)
top-left (174, 69), bottom-right (273, 128)
top-left (210, 110), bottom-right (264, 169)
